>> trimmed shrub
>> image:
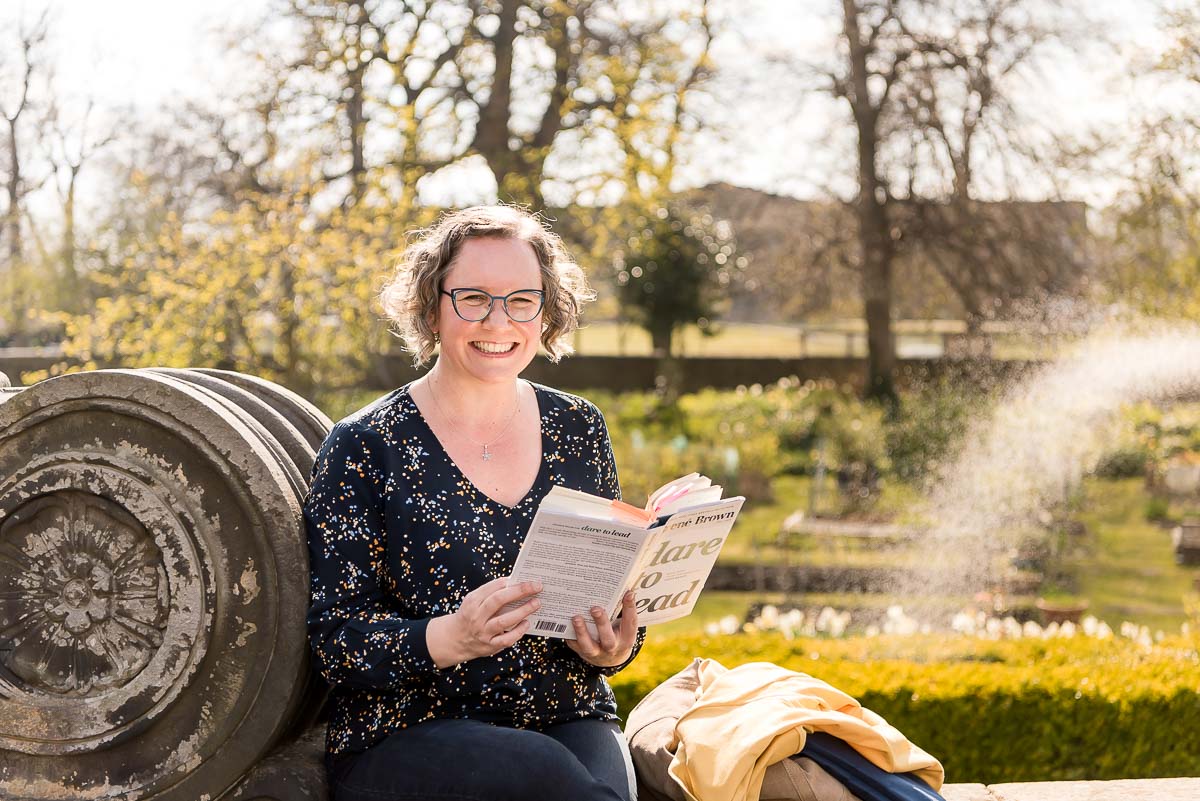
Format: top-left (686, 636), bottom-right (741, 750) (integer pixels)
top-left (610, 632), bottom-right (1200, 783)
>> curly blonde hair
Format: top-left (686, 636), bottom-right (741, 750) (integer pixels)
top-left (380, 205), bottom-right (595, 367)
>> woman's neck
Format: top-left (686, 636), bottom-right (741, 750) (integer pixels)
top-left (421, 365), bottom-right (522, 428)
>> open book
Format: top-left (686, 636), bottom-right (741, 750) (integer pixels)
top-left (507, 473), bottom-right (745, 640)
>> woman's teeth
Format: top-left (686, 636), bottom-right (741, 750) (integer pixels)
top-left (471, 341), bottom-right (516, 353)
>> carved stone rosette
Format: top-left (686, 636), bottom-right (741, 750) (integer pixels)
top-left (1, 490), bottom-right (172, 697)
top-left (0, 369), bottom-right (332, 801)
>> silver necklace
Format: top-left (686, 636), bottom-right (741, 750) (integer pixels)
top-left (426, 377), bottom-right (521, 461)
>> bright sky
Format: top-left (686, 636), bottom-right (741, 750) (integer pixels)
top-left (13, 0), bottom-right (1185, 211)
top-left (35, 0), bottom-right (264, 111)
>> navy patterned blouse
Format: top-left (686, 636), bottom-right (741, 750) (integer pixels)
top-left (303, 381), bottom-right (646, 760)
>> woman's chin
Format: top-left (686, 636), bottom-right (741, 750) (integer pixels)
top-left (443, 345), bottom-right (535, 381)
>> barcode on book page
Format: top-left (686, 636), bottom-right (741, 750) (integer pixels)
top-left (535, 620), bottom-right (567, 633)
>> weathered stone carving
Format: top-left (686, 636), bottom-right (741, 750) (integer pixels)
top-left (0, 368), bottom-right (334, 801)
top-left (0, 490), bottom-right (169, 696)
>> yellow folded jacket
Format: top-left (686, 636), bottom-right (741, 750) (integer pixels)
top-left (667, 659), bottom-right (944, 801)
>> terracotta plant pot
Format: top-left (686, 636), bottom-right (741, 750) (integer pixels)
top-left (1036, 597), bottom-right (1089, 625)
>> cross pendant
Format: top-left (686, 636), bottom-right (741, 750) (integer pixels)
top-left (482, 445), bottom-right (491, 461)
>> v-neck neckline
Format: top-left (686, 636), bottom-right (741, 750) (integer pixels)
top-left (405, 380), bottom-right (549, 512)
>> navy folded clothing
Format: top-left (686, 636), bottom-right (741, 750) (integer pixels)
top-left (797, 732), bottom-right (945, 801)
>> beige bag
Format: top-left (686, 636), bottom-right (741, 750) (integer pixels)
top-left (624, 659), bottom-right (863, 801)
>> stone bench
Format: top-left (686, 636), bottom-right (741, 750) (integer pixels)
top-left (943, 778), bottom-right (1200, 800)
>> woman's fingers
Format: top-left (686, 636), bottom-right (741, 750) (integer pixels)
top-left (477, 579), bottom-right (542, 619)
top-left (616, 590), bottom-right (639, 644)
top-left (487, 596), bottom-right (541, 636)
top-left (570, 615), bottom-right (600, 657)
top-left (590, 606), bottom-right (617, 652)
top-left (566, 592), bottom-right (638, 668)
top-left (490, 617), bottom-right (532, 648)
top-left (474, 576), bottom-right (512, 596)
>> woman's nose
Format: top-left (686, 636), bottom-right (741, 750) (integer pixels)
top-left (480, 304), bottom-right (511, 328)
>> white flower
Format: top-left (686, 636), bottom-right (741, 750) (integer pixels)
top-left (951, 612), bottom-right (977, 635)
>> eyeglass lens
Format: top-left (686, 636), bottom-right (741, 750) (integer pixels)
top-left (452, 290), bottom-right (544, 322)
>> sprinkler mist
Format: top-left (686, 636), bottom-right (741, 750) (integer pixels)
top-left (905, 319), bottom-right (1200, 604)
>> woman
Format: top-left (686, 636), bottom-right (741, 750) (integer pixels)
top-left (304, 205), bottom-right (644, 801)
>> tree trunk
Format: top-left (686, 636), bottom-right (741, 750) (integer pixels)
top-left (651, 325), bottom-right (682, 403)
top-left (5, 118), bottom-right (24, 335)
top-left (277, 250), bottom-right (302, 392)
top-left (60, 166), bottom-right (79, 314)
top-left (473, 0), bottom-right (519, 195)
top-left (843, 0), bottom-right (896, 403)
top-left (650, 324), bottom-right (673, 359)
top-left (345, 62), bottom-right (367, 204)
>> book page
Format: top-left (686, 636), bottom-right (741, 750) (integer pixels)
top-left (630, 497), bottom-right (745, 626)
top-left (506, 510), bottom-right (655, 640)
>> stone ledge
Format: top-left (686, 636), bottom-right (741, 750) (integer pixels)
top-left (240, 726), bottom-right (1199, 801)
top-left (943, 778), bottom-right (1200, 800)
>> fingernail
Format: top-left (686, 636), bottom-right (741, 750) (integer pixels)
top-left (592, 607), bottom-right (603, 617)
top-left (531, 600), bottom-right (541, 610)
top-left (573, 616), bottom-right (584, 626)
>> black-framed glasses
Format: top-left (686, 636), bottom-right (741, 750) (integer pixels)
top-left (440, 288), bottom-right (545, 322)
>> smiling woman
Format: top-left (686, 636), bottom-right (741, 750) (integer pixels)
top-left (304, 206), bottom-right (645, 801)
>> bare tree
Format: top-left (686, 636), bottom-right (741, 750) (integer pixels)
top-left (43, 97), bottom-right (119, 313)
top-left (283, 0), bottom-right (472, 206)
top-left (270, 0), bottom-right (715, 209)
top-left (897, 0), bottom-right (1090, 333)
top-left (0, 9), bottom-right (52, 337)
top-left (828, 0), bottom-right (922, 402)
top-left (791, 0), bottom-right (1093, 396)
top-left (0, 12), bottom-right (48, 264)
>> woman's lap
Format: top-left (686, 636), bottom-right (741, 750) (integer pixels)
top-left (330, 718), bottom-right (636, 801)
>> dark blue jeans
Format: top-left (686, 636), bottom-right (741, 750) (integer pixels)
top-left (328, 718), bottom-right (637, 801)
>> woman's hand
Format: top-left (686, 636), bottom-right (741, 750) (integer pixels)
top-left (427, 577), bottom-right (543, 668)
top-left (566, 590), bottom-right (639, 668)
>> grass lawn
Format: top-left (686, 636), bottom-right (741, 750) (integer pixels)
top-left (573, 320), bottom-right (1060, 360)
top-left (1070, 477), bottom-right (1197, 633)
top-left (720, 474), bottom-right (930, 568)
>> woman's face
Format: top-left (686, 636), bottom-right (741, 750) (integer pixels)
top-left (432, 236), bottom-right (545, 386)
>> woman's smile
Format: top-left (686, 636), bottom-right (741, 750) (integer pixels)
top-left (471, 340), bottom-right (519, 355)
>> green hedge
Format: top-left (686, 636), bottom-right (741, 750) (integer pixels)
top-left (610, 632), bottom-right (1200, 783)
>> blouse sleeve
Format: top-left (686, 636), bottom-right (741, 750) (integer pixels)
top-left (304, 421), bottom-right (441, 690)
top-left (585, 400), bottom-right (646, 676)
